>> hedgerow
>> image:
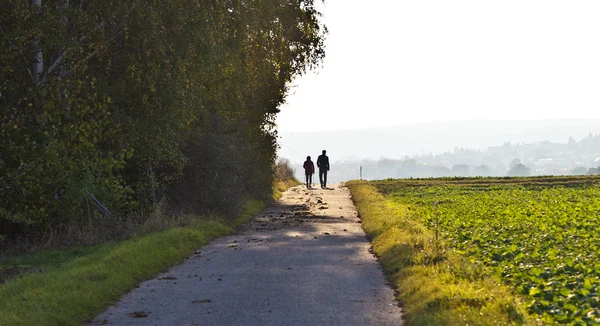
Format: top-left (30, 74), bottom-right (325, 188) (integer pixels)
top-left (0, 0), bottom-right (326, 237)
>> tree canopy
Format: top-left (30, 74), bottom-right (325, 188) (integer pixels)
top-left (0, 0), bottom-right (326, 234)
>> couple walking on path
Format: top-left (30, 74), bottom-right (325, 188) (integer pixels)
top-left (303, 150), bottom-right (329, 189)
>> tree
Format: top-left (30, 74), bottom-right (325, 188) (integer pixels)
top-left (570, 166), bottom-right (588, 175)
top-left (451, 164), bottom-right (470, 177)
top-left (507, 163), bottom-right (531, 177)
top-left (508, 158), bottom-right (522, 169)
top-left (1, 0), bottom-right (135, 225)
top-left (1, 0), bottom-right (327, 234)
top-left (568, 136), bottom-right (577, 147)
top-left (588, 167), bottom-right (600, 175)
top-left (473, 165), bottom-right (492, 176)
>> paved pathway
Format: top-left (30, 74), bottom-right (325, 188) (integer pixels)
top-left (92, 184), bottom-right (404, 325)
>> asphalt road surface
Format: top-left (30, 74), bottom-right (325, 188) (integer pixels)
top-left (92, 184), bottom-right (404, 326)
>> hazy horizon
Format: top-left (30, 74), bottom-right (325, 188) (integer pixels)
top-left (279, 119), bottom-right (600, 163)
top-left (279, 119), bottom-right (600, 182)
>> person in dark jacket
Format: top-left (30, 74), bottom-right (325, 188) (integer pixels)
top-left (303, 156), bottom-right (315, 189)
top-left (316, 150), bottom-right (330, 189)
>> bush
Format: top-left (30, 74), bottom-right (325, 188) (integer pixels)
top-left (275, 158), bottom-right (296, 182)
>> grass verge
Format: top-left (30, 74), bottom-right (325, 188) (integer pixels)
top-left (0, 179), bottom-right (298, 326)
top-left (272, 178), bottom-right (301, 201)
top-left (346, 180), bottom-right (537, 326)
top-left (0, 221), bottom-right (232, 325)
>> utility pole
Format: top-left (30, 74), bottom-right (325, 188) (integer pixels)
top-left (360, 165), bottom-right (362, 180)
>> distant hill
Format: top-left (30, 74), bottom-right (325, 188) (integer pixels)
top-left (278, 119), bottom-right (600, 163)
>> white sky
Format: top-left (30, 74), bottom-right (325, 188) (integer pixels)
top-left (276, 0), bottom-right (600, 132)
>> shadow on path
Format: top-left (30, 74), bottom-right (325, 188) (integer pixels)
top-left (91, 185), bottom-right (404, 326)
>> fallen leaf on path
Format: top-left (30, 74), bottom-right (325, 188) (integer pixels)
top-left (318, 206), bottom-right (328, 209)
top-left (323, 232), bottom-right (330, 235)
top-left (192, 299), bottom-right (212, 304)
top-left (128, 311), bottom-right (148, 318)
top-left (159, 276), bottom-right (177, 280)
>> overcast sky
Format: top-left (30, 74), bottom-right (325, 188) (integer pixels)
top-left (276, 0), bottom-right (600, 133)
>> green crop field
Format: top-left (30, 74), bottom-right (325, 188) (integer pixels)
top-left (371, 176), bottom-right (600, 325)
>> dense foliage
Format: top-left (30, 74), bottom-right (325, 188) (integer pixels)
top-left (374, 178), bottom-right (600, 325)
top-left (0, 0), bottom-right (325, 235)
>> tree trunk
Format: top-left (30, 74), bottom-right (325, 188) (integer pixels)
top-left (32, 0), bottom-right (43, 83)
top-left (58, 0), bottom-right (69, 100)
